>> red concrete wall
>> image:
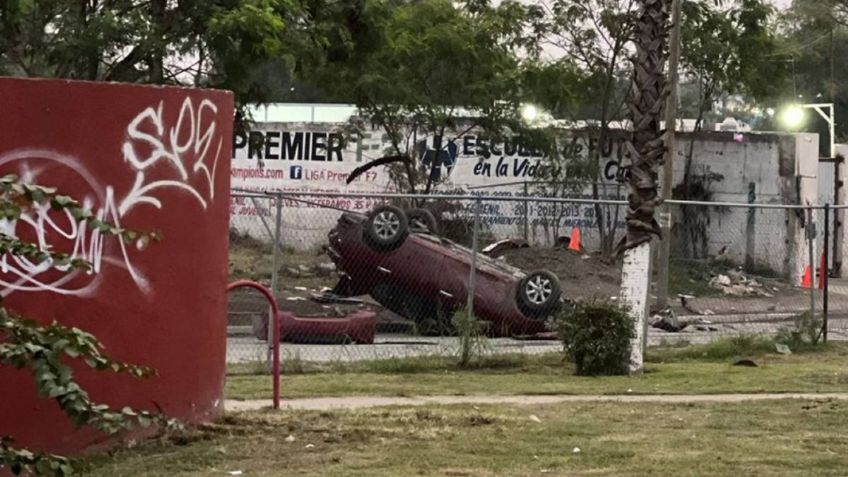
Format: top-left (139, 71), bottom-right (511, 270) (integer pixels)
top-left (0, 77), bottom-right (233, 454)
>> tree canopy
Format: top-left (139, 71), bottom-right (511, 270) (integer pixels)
top-left (310, 0), bottom-right (551, 193)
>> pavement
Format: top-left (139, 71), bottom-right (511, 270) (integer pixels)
top-left (226, 392), bottom-right (848, 412)
top-left (226, 322), bottom-right (848, 364)
top-left (226, 334), bottom-right (564, 364)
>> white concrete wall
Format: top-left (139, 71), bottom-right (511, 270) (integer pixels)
top-left (836, 144), bottom-right (848, 276)
top-left (667, 132), bottom-right (816, 281)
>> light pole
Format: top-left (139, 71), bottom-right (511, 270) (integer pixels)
top-left (781, 103), bottom-right (836, 159)
top-left (780, 102), bottom-right (841, 278)
top-left (655, 0), bottom-right (683, 310)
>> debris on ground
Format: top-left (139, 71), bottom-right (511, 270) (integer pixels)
top-left (710, 274), bottom-right (732, 287)
top-left (481, 238), bottom-right (529, 257)
top-left (775, 343), bottom-right (792, 355)
top-left (650, 308), bottom-right (726, 333)
top-left (316, 262), bottom-right (336, 276)
top-left (650, 309), bottom-right (688, 332)
top-left (708, 269), bottom-right (775, 297)
top-left (733, 359), bottom-right (758, 367)
top-left (310, 292), bottom-right (366, 305)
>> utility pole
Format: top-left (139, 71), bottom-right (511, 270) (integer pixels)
top-left (656, 0), bottom-right (682, 309)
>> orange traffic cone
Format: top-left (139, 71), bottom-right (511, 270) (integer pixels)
top-left (801, 265), bottom-right (813, 288)
top-left (819, 253), bottom-right (827, 290)
top-left (568, 228), bottom-right (582, 252)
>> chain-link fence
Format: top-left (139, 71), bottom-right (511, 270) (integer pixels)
top-left (653, 202), bottom-right (833, 346)
top-left (227, 189), bottom-right (840, 372)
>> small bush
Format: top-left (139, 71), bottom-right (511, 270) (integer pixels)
top-left (452, 308), bottom-right (489, 368)
top-left (556, 301), bottom-right (634, 376)
top-left (776, 311), bottom-right (823, 349)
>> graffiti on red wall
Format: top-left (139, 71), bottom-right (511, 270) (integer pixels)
top-left (0, 97), bottom-right (224, 297)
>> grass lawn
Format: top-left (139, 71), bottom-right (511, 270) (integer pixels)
top-left (83, 398), bottom-right (848, 476)
top-left (226, 340), bottom-right (848, 400)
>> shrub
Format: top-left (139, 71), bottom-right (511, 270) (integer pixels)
top-left (556, 300), bottom-right (634, 376)
top-left (0, 178), bottom-right (170, 476)
top-left (776, 311), bottom-right (823, 349)
top-left (452, 308), bottom-right (489, 368)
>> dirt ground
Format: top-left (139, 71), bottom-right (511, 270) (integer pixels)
top-left (229, 231), bottom-right (826, 329)
top-left (496, 247), bottom-right (623, 302)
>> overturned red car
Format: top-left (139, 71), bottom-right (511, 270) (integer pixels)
top-left (327, 205), bottom-right (563, 336)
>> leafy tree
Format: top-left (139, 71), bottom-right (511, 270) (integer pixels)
top-left (788, 0), bottom-right (848, 27)
top-left (544, 0), bottom-right (637, 125)
top-left (779, 0), bottom-right (848, 143)
top-left (0, 176), bottom-right (169, 476)
top-left (676, 0), bottom-right (783, 219)
top-left (0, 0), bottom-right (318, 110)
top-left (321, 0), bottom-right (547, 193)
top-left (535, 0), bottom-right (639, 256)
top-left (679, 0), bottom-right (782, 142)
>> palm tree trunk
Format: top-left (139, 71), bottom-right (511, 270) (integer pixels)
top-left (619, 0), bottom-right (670, 252)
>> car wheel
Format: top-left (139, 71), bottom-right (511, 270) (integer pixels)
top-left (407, 208), bottom-right (439, 234)
top-left (365, 205), bottom-right (409, 250)
top-left (517, 270), bottom-right (562, 317)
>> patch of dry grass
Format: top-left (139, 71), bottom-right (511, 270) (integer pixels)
top-left (83, 399), bottom-right (848, 476)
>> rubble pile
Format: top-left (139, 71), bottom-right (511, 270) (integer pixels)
top-left (708, 269), bottom-right (776, 297)
top-left (650, 308), bottom-right (721, 333)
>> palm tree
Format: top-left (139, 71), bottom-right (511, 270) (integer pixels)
top-left (619, 0), bottom-right (670, 252)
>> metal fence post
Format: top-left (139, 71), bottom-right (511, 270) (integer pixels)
top-left (807, 207), bottom-right (816, 327)
top-left (268, 193), bottom-right (283, 367)
top-left (468, 199), bottom-right (481, 317)
top-left (250, 196), bottom-right (286, 255)
top-left (824, 203), bottom-right (830, 343)
top-left (523, 181), bottom-right (529, 242)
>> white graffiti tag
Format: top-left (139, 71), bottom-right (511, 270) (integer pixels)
top-left (0, 97), bottom-right (224, 297)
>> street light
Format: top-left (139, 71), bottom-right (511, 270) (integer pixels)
top-left (779, 103), bottom-right (836, 158)
top-left (780, 105), bottom-right (807, 131)
top-left (521, 104), bottom-right (539, 123)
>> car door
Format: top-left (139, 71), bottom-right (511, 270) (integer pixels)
top-left (378, 234), bottom-right (445, 300)
top-left (438, 252), bottom-right (468, 311)
top-left (437, 248), bottom-right (513, 315)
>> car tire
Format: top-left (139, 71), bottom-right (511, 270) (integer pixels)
top-left (365, 205), bottom-right (409, 250)
top-left (407, 208), bottom-right (439, 234)
top-left (517, 270), bottom-right (562, 317)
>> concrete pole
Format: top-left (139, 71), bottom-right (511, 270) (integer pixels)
top-left (655, 0), bottom-right (682, 309)
top-left (621, 242), bottom-right (653, 375)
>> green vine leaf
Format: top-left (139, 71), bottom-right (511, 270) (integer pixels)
top-left (0, 175), bottom-right (173, 476)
